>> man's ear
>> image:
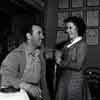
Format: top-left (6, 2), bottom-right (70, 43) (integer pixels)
top-left (26, 33), bottom-right (31, 40)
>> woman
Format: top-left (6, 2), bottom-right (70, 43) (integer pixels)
top-left (55, 16), bottom-right (91, 100)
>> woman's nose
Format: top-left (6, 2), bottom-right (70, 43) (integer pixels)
top-left (66, 29), bottom-right (69, 33)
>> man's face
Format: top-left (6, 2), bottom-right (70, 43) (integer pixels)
top-left (29, 25), bottom-right (44, 47)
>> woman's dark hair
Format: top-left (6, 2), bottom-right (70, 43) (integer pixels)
top-left (64, 16), bottom-right (86, 37)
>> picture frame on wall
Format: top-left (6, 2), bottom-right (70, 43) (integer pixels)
top-left (87, 0), bottom-right (99, 6)
top-left (86, 29), bottom-right (98, 45)
top-left (72, 11), bottom-right (83, 18)
top-left (72, 0), bottom-right (83, 8)
top-left (56, 30), bottom-right (68, 44)
top-left (57, 12), bottom-right (68, 27)
top-left (87, 10), bottom-right (99, 26)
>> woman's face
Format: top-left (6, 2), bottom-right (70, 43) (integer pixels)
top-left (65, 22), bottom-right (78, 41)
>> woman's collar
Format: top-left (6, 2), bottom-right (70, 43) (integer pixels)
top-left (67, 36), bottom-right (82, 48)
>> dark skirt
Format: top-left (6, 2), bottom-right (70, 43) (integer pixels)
top-left (56, 70), bottom-right (91, 100)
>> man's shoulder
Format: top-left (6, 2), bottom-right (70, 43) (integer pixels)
top-left (14, 43), bottom-right (25, 52)
top-left (3, 43), bottom-right (25, 61)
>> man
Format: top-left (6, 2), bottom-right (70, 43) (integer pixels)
top-left (0, 25), bottom-right (50, 100)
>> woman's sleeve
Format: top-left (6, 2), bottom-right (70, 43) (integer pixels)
top-left (68, 42), bottom-right (87, 70)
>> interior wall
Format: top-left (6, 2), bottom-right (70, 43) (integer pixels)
top-left (45, 0), bottom-right (57, 48)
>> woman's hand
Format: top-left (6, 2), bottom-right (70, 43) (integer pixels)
top-left (55, 50), bottom-right (62, 64)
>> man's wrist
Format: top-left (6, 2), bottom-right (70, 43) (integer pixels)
top-left (19, 82), bottom-right (31, 91)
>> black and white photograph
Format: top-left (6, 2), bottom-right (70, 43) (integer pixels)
top-left (0, 0), bottom-right (100, 100)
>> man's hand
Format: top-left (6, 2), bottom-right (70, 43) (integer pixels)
top-left (28, 85), bottom-right (42, 98)
top-left (19, 82), bottom-right (31, 90)
top-left (19, 82), bottom-right (42, 98)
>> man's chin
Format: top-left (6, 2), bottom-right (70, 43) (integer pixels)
top-left (36, 43), bottom-right (41, 48)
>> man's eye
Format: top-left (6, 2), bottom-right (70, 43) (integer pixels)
top-left (69, 26), bottom-right (72, 29)
top-left (37, 31), bottom-right (40, 35)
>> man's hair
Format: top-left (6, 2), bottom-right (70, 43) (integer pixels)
top-left (21, 23), bottom-right (32, 41)
top-left (22, 24), bottom-right (43, 41)
top-left (64, 16), bottom-right (86, 37)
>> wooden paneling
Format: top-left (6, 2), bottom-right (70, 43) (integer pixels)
top-left (87, 0), bottom-right (99, 6)
top-left (58, 0), bottom-right (69, 8)
top-left (57, 12), bottom-right (68, 27)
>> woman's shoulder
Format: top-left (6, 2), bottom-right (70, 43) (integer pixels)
top-left (78, 39), bottom-right (87, 47)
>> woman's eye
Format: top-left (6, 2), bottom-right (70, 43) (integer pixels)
top-left (66, 26), bottom-right (72, 29)
top-left (69, 27), bottom-right (72, 29)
